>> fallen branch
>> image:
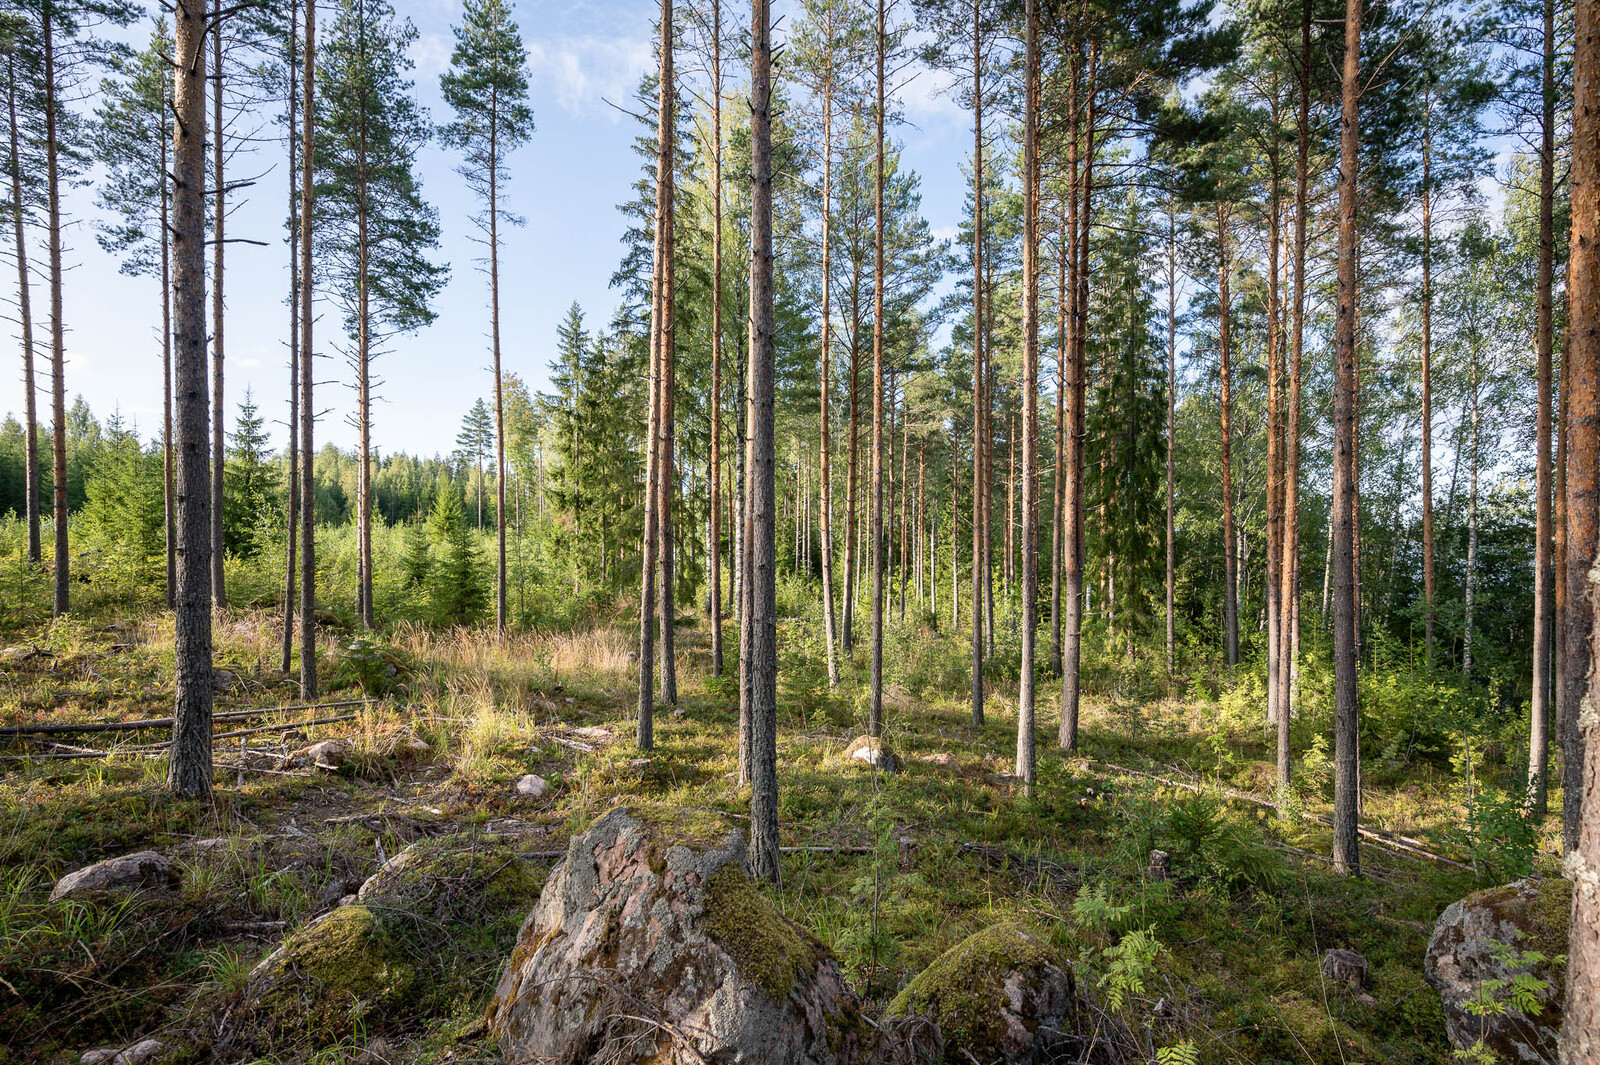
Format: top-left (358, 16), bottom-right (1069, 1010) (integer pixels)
top-left (1087, 758), bottom-right (1473, 871)
top-left (0, 700), bottom-right (371, 737)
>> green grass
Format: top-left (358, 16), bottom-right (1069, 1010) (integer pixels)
top-left (0, 592), bottom-right (1560, 1064)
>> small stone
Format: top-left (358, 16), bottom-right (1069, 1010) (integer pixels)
top-left (290, 738), bottom-right (351, 770)
top-left (51, 851), bottom-right (176, 902)
top-left (319, 876), bottom-right (364, 907)
top-left (514, 774), bottom-right (548, 798)
top-left (919, 751), bottom-right (959, 768)
top-left (844, 735), bottom-right (899, 772)
top-left (1356, 993), bottom-right (1379, 1007)
top-left (80, 1039), bottom-right (164, 1065)
top-left (570, 725), bottom-right (613, 743)
top-left (0, 646), bottom-right (35, 663)
top-left (213, 668), bottom-right (240, 692)
top-left (1147, 849), bottom-right (1172, 883)
top-left (1321, 948), bottom-right (1369, 991)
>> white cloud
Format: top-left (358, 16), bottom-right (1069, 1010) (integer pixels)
top-left (412, 32), bottom-right (454, 79)
top-left (897, 61), bottom-right (965, 130)
top-left (525, 34), bottom-right (653, 121)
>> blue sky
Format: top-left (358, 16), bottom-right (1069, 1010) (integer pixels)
top-left (0, 0), bottom-right (975, 458)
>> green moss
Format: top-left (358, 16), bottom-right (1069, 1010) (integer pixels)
top-left (252, 905), bottom-right (414, 1035)
top-left (885, 920), bottom-right (1065, 1056)
top-left (1526, 877), bottom-right (1572, 962)
top-left (702, 863), bottom-right (820, 1002)
top-left (628, 803), bottom-right (740, 851)
top-left (361, 834), bottom-right (542, 925)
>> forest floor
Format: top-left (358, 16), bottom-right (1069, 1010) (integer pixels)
top-left (0, 600), bottom-right (1563, 1064)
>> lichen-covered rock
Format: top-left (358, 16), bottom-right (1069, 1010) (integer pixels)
top-left (486, 805), bottom-right (867, 1065)
top-left (884, 921), bottom-right (1106, 1064)
top-left (80, 1038), bottom-right (165, 1065)
top-left (50, 851), bottom-right (177, 902)
top-left (844, 736), bottom-right (898, 772)
top-left (239, 905), bottom-right (415, 1040)
top-left (1424, 877), bottom-right (1569, 1064)
top-left (514, 773), bottom-right (548, 798)
top-left (289, 738), bottom-right (350, 770)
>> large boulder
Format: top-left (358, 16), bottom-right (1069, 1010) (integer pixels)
top-left (486, 805), bottom-right (867, 1065)
top-left (1424, 877), bottom-right (1569, 1065)
top-left (884, 920), bottom-right (1112, 1064)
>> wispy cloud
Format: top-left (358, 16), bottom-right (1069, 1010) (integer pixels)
top-left (525, 34), bottom-right (653, 121)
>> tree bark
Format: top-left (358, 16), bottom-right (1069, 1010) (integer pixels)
top-left (492, 110), bottom-right (508, 632)
top-left (641, 0), bottom-right (672, 751)
top-left (658, 10), bottom-right (677, 708)
top-left (868, 0), bottom-right (886, 738)
top-left (281, 0), bottom-right (299, 673)
top-left (1165, 193), bottom-right (1177, 678)
top-left (7, 41), bottom-right (40, 568)
top-left (969, 0), bottom-right (985, 727)
top-left (1060, 40), bottom-right (1092, 750)
top-left (298, 0), bottom-right (317, 700)
top-left (1421, 91), bottom-right (1437, 666)
top-left (1331, 0), bottom-right (1362, 878)
top-left (1562, 0), bottom-right (1599, 1048)
top-left (1530, 0), bottom-right (1556, 813)
top-left (747, 0), bottom-right (779, 883)
top-left (709, 0), bottom-right (724, 677)
top-left (168, 0), bottom-right (213, 799)
top-left (1217, 199), bottom-right (1237, 669)
top-left (210, 0), bottom-right (227, 610)
top-left (1052, 200), bottom-right (1066, 677)
top-left (1016, 0), bottom-right (1039, 796)
top-left (43, 1), bottom-right (67, 617)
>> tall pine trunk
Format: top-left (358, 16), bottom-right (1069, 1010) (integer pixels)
top-left (281, 0), bottom-right (299, 672)
top-left (492, 114), bottom-right (508, 631)
top-left (7, 42), bottom-right (40, 567)
top-left (1562, 0), bottom-right (1599, 1039)
top-left (868, 0), bottom-right (886, 737)
top-left (1165, 194), bottom-right (1177, 678)
top-left (210, 0), bottom-right (227, 609)
top-left (44, 1), bottom-right (67, 617)
top-left (969, 0), bottom-right (985, 726)
top-left (1331, 0), bottom-right (1362, 877)
top-left (298, 0), bottom-right (317, 699)
top-left (1217, 199), bottom-right (1238, 669)
top-left (746, 0), bottom-right (779, 883)
top-left (709, 0), bottom-right (724, 677)
top-left (168, 0), bottom-right (214, 798)
top-left (1016, 0), bottom-right (1038, 796)
top-left (1529, 0), bottom-right (1556, 812)
top-left (658, 13), bottom-right (677, 709)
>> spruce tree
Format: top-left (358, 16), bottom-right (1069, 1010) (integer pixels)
top-left (92, 17), bottom-right (172, 602)
top-left (439, 0), bottom-right (532, 631)
top-left (427, 480), bottom-right (486, 626)
top-left (454, 398), bottom-right (494, 529)
top-left (223, 390), bottom-right (280, 559)
top-left (316, 0), bottom-right (447, 629)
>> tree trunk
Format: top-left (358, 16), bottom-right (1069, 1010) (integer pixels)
top-left (7, 42), bottom-right (39, 568)
top-left (1421, 92), bottom-right (1437, 665)
top-left (1165, 193), bottom-right (1177, 678)
top-left (1280, 0), bottom-right (1309, 787)
top-left (1562, 0), bottom-right (1599, 1048)
top-left (43, 2), bottom-right (67, 617)
top-left (1218, 199), bottom-right (1238, 669)
top-left (747, 0), bottom-right (779, 884)
top-left (281, 0), bottom-right (299, 673)
top-left (1266, 156), bottom-right (1283, 731)
top-left (168, 0), bottom-right (213, 799)
top-left (868, 0), bottom-right (886, 738)
top-left (710, 0), bottom-right (724, 677)
top-left (969, 0), bottom-right (985, 727)
top-left (1530, 0), bottom-right (1556, 813)
top-left (1052, 201), bottom-right (1066, 676)
top-left (818, 52), bottom-right (838, 681)
top-left (1331, 0), bottom-right (1362, 878)
top-left (641, 0), bottom-right (672, 751)
top-left (1016, 0), bottom-right (1039, 796)
top-left (1465, 367), bottom-right (1480, 677)
top-left (658, 14), bottom-right (677, 708)
top-left (299, 0), bottom-right (317, 699)
top-left (210, 0), bottom-right (227, 610)
top-left (1061, 41), bottom-right (1092, 750)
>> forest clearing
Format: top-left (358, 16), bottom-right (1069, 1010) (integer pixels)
top-left (0, 0), bottom-right (1598, 1056)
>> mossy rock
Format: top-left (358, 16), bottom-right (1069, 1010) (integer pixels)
top-left (357, 832), bottom-right (543, 928)
top-left (702, 862), bottom-right (823, 1002)
top-left (242, 905), bottom-right (415, 1041)
top-left (886, 920), bottom-right (1087, 1064)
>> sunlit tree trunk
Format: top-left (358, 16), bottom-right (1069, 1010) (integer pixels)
top-left (746, 0), bottom-right (779, 883)
top-left (969, 0), bottom-right (985, 727)
top-left (710, 0), bottom-right (725, 677)
top-left (43, 1), bottom-right (67, 616)
top-left (868, 0), bottom-right (887, 737)
top-left (282, 0), bottom-right (299, 672)
top-left (210, 0), bottom-right (227, 610)
top-left (168, 0), bottom-right (213, 798)
top-left (1217, 199), bottom-right (1237, 669)
top-left (7, 40), bottom-right (39, 568)
top-left (1530, 0), bottom-right (1556, 813)
top-left (299, 0), bottom-right (317, 699)
top-left (1331, 0), bottom-right (1362, 877)
top-left (1016, 0), bottom-right (1039, 795)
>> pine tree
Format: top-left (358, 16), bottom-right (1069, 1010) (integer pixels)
top-left (440, 0), bottom-right (532, 631)
top-left (316, 0), bottom-right (447, 629)
top-left (400, 515), bottom-right (431, 587)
